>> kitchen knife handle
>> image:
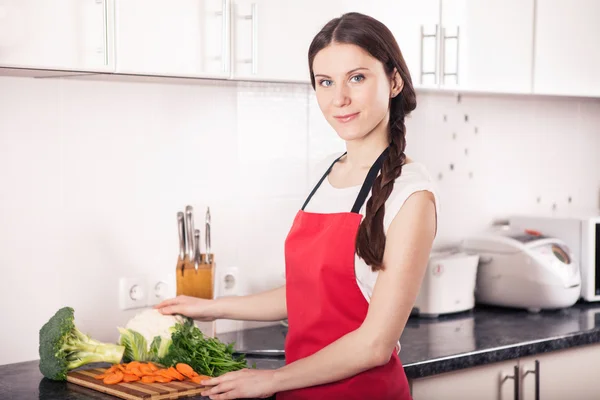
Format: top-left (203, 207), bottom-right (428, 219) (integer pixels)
top-left (205, 207), bottom-right (212, 264)
top-left (177, 212), bottom-right (186, 260)
top-left (185, 206), bottom-right (195, 259)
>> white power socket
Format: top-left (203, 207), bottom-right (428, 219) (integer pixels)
top-left (147, 274), bottom-right (176, 306)
top-left (119, 277), bottom-right (148, 310)
top-left (218, 267), bottom-right (240, 297)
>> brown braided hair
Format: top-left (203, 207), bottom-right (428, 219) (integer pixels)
top-left (308, 12), bottom-right (417, 271)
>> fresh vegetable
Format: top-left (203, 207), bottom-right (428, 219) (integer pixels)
top-left (159, 317), bottom-right (251, 377)
top-left (93, 361), bottom-right (212, 385)
top-left (38, 307), bottom-right (125, 381)
top-left (117, 309), bottom-right (183, 363)
top-left (119, 309), bottom-right (253, 377)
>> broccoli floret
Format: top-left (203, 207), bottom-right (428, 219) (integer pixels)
top-left (39, 307), bottom-right (125, 381)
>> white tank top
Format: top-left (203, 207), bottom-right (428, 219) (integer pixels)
top-left (304, 152), bottom-right (441, 304)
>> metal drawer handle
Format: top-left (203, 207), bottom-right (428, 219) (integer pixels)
top-left (502, 365), bottom-right (520, 400)
top-left (94, 0), bottom-right (109, 66)
top-left (419, 24), bottom-right (438, 85)
top-left (215, 0), bottom-right (231, 73)
top-left (239, 3), bottom-right (258, 74)
top-left (523, 360), bottom-right (540, 400)
top-left (441, 26), bottom-right (460, 85)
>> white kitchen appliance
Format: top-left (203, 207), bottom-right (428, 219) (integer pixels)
top-left (412, 249), bottom-right (479, 318)
top-left (510, 214), bottom-right (600, 302)
top-left (461, 228), bottom-right (581, 312)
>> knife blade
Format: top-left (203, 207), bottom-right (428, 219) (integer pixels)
top-left (177, 211), bottom-right (186, 274)
top-left (185, 205), bottom-right (195, 263)
top-left (205, 207), bottom-right (212, 264)
top-left (232, 349), bottom-right (285, 358)
top-left (177, 211), bottom-right (186, 261)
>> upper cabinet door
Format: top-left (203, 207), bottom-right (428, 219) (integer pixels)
top-left (441, 0), bottom-right (534, 93)
top-left (356, 0), bottom-right (441, 89)
top-left (116, 0), bottom-right (230, 78)
top-left (533, 0), bottom-right (600, 97)
top-left (231, 0), bottom-right (345, 83)
top-left (0, 0), bottom-right (115, 72)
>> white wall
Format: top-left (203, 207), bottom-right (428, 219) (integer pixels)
top-left (1, 75), bottom-right (599, 365)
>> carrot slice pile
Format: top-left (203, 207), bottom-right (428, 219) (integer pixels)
top-left (94, 362), bottom-right (212, 386)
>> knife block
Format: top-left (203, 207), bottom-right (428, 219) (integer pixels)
top-left (176, 254), bottom-right (215, 300)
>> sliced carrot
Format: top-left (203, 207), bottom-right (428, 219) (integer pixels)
top-left (94, 373), bottom-right (109, 380)
top-left (116, 364), bottom-right (126, 372)
top-left (190, 375), bottom-right (211, 385)
top-left (105, 365), bottom-right (118, 374)
top-left (167, 366), bottom-right (185, 381)
top-left (125, 361), bottom-right (141, 371)
top-left (147, 362), bottom-right (159, 372)
top-left (123, 373), bottom-right (140, 382)
top-left (104, 371), bottom-right (124, 385)
top-left (129, 367), bottom-right (143, 377)
top-left (175, 363), bottom-right (197, 379)
top-left (139, 365), bottom-right (154, 376)
top-left (154, 375), bottom-right (173, 383)
top-left (141, 375), bottom-right (156, 383)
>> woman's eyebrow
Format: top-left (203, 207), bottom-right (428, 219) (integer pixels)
top-left (314, 67), bottom-right (370, 79)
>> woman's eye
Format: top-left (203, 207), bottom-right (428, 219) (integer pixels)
top-left (350, 74), bottom-right (365, 83)
top-left (319, 79), bottom-right (333, 87)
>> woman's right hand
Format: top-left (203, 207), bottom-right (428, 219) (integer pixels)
top-left (153, 295), bottom-right (219, 321)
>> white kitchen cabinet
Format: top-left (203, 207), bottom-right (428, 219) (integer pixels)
top-left (533, 0), bottom-right (600, 97)
top-left (0, 0), bottom-right (115, 72)
top-left (520, 343), bottom-right (600, 400)
top-left (115, 0), bottom-right (230, 78)
top-left (440, 0), bottom-right (535, 93)
top-left (345, 0), bottom-right (440, 89)
top-left (411, 359), bottom-right (520, 400)
top-left (231, 0), bottom-right (343, 83)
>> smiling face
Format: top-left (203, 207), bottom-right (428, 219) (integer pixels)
top-left (312, 43), bottom-right (395, 142)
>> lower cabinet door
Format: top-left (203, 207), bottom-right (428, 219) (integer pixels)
top-left (520, 343), bottom-right (600, 400)
top-left (411, 359), bottom-right (521, 400)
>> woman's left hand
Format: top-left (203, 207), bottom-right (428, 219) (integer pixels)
top-left (200, 368), bottom-right (277, 399)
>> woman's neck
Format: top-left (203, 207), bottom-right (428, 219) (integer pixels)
top-left (343, 118), bottom-right (390, 170)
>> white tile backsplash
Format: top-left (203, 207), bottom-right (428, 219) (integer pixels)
top-left (1, 74), bottom-right (599, 365)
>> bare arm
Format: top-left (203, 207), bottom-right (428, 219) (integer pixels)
top-left (155, 285), bottom-right (287, 322)
top-left (214, 285), bottom-right (287, 321)
top-left (271, 191), bottom-right (436, 391)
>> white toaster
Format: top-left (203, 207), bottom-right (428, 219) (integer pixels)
top-left (412, 250), bottom-right (480, 318)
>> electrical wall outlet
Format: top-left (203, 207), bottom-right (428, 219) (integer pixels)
top-left (147, 274), bottom-right (176, 306)
top-left (218, 267), bottom-right (239, 297)
top-left (119, 277), bottom-right (148, 310)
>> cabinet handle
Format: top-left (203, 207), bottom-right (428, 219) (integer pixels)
top-left (441, 26), bottom-right (460, 85)
top-left (502, 365), bottom-right (520, 400)
top-left (419, 24), bottom-right (438, 85)
top-left (95, 0), bottom-right (109, 66)
top-left (240, 3), bottom-right (258, 74)
top-left (523, 360), bottom-right (540, 400)
top-left (217, 0), bottom-right (231, 73)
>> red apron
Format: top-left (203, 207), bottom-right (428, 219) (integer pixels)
top-left (277, 148), bottom-right (412, 400)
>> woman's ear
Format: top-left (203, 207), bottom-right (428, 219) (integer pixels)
top-left (390, 68), bottom-right (404, 98)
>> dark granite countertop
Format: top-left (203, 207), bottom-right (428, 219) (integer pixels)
top-left (4, 302), bottom-right (600, 398)
top-left (222, 301), bottom-right (600, 379)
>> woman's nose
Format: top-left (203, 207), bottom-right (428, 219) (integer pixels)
top-left (332, 84), bottom-right (350, 107)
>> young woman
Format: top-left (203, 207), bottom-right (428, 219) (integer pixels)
top-left (156, 12), bottom-right (439, 400)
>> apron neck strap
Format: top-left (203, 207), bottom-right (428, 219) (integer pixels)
top-left (301, 147), bottom-right (390, 213)
top-left (351, 147), bottom-right (389, 213)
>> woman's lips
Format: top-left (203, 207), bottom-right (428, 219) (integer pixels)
top-left (334, 112), bottom-right (359, 123)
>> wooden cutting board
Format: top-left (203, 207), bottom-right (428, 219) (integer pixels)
top-left (67, 367), bottom-right (211, 399)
